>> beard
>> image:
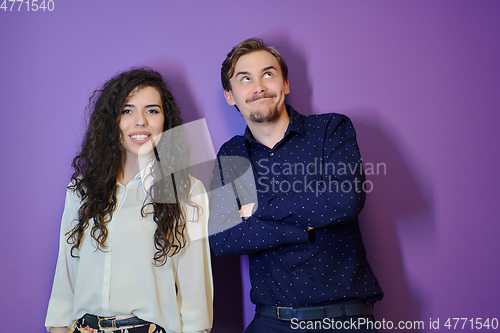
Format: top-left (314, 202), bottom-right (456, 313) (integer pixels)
top-left (246, 92), bottom-right (280, 123)
top-left (249, 105), bottom-right (280, 123)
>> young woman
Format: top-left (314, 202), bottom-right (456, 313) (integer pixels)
top-left (45, 69), bottom-right (212, 333)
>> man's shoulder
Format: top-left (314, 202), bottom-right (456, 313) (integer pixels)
top-left (297, 111), bottom-right (353, 134)
top-left (303, 111), bottom-right (350, 124)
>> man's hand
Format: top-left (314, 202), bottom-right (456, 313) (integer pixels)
top-left (239, 203), bottom-right (255, 218)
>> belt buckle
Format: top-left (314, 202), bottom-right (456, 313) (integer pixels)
top-left (276, 306), bottom-right (293, 321)
top-left (98, 316), bottom-right (117, 330)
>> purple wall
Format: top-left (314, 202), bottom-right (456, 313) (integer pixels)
top-left (1, 1), bottom-right (499, 332)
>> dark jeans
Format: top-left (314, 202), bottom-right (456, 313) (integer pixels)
top-left (245, 313), bottom-right (379, 333)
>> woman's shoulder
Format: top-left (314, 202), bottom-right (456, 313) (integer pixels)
top-left (63, 181), bottom-right (85, 210)
top-left (184, 176), bottom-right (209, 241)
top-left (188, 175), bottom-right (207, 197)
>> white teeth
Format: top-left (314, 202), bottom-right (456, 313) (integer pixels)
top-left (130, 135), bottom-right (149, 140)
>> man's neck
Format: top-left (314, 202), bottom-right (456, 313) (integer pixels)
top-left (247, 107), bottom-right (290, 149)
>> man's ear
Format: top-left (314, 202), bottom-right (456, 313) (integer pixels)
top-left (284, 79), bottom-right (290, 95)
top-left (224, 89), bottom-right (236, 106)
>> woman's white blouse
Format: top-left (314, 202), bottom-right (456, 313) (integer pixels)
top-left (45, 169), bottom-right (213, 333)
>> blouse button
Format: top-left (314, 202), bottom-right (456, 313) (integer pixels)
top-left (269, 152), bottom-right (274, 156)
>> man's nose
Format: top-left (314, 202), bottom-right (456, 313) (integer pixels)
top-left (254, 78), bottom-right (266, 93)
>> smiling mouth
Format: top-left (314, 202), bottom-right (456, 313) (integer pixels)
top-left (130, 134), bottom-right (150, 140)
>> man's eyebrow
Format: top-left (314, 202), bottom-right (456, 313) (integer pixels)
top-left (235, 66), bottom-right (277, 78)
top-left (262, 66), bottom-right (277, 72)
top-left (235, 71), bottom-right (250, 77)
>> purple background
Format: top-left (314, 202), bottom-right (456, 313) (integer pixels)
top-left (1, 1), bottom-right (499, 332)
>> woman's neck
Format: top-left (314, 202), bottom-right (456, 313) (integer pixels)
top-left (118, 153), bottom-right (152, 186)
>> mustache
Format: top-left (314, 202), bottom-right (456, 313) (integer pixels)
top-left (246, 92), bottom-right (277, 103)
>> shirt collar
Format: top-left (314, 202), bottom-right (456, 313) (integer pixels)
top-left (117, 159), bottom-right (155, 191)
top-left (243, 104), bottom-right (305, 143)
top-left (140, 159), bottom-right (155, 191)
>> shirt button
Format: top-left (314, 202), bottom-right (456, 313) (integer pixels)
top-left (292, 271), bottom-right (297, 276)
top-left (270, 152), bottom-right (274, 156)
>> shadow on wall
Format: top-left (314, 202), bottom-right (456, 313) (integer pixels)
top-left (352, 111), bottom-right (435, 332)
top-left (154, 62), bottom-right (203, 124)
top-left (266, 32), bottom-right (314, 116)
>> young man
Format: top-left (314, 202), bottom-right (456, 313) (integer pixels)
top-left (209, 38), bottom-right (383, 332)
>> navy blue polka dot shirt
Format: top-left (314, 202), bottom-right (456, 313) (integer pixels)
top-left (209, 105), bottom-right (383, 307)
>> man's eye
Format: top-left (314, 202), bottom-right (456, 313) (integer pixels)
top-left (264, 72), bottom-right (273, 78)
top-left (241, 77), bottom-right (251, 82)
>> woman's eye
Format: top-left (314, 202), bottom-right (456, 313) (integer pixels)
top-left (146, 109), bottom-right (160, 114)
top-left (122, 109), bottom-right (132, 114)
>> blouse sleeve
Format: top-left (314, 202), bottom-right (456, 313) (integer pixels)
top-left (45, 188), bottom-right (80, 331)
top-left (174, 178), bottom-right (213, 332)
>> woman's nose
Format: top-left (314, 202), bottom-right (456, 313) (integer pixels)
top-left (135, 113), bottom-right (148, 127)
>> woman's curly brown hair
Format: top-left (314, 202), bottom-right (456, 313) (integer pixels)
top-left (67, 68), bottom-right (195, 265)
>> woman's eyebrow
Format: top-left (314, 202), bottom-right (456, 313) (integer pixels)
top-left (123, 103), bottom-right (161, 108)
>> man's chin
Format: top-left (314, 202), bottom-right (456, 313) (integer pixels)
top-left (249, 108), bottom-right (279, 123)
